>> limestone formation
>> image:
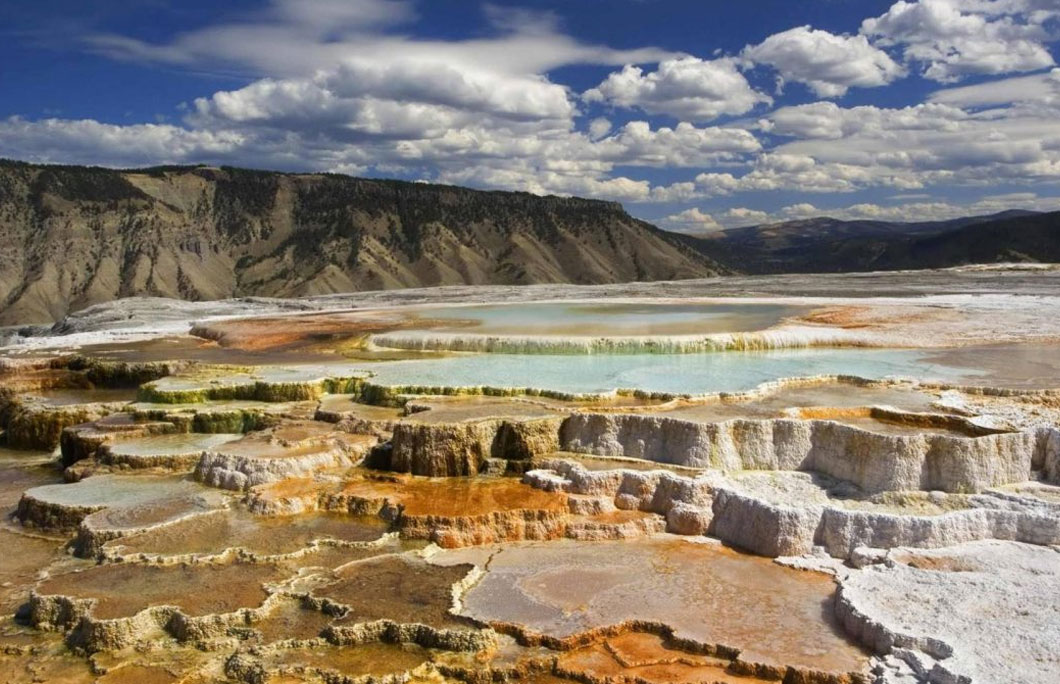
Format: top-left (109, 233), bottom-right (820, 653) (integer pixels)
top-left (386, 415), bottom-right (564, 477)
top-left (2, 398), bottom-right (126, 451)
top-left (130, 398), bottom-right (316, 433)
top-left (60, 413), bottom-right (180, 467)
top-left (28, 561), bottom-right (287, 652)
top-left (4, 279), bottom-right (1060, 684)
top-left (389, 421), bottom-right (498, 476)
top-left (74, 491), bottom-right (227, 557)
top-left (370, 325), bottom-right (883, 355)
top-left (97, 432), bottom-right (242, 471)
top-left (525, 458), bottom-right (1060, 558)
top-left (138, 368), bottom-right (366, 405)
top-left (559, 412), bottom-right (1055, 493)
top-left (16, 475), bottom-right (213, 531)
top-left (194, 421), bottom-right (376, 490)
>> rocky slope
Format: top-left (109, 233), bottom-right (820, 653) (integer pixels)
top-left (0, 160), bottom-right (724, 325)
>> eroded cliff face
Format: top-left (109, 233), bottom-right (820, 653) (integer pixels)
top-left (0, 161), bottom-right (725, 325)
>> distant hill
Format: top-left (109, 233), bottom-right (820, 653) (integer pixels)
top-left (863, 210), bottom-right (1060, 270)
top-left (682, 210), bottom-right (1055, 273)
top-left (0, 161), bottom-right (725, 325)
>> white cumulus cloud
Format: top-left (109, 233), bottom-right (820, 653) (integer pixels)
top-left (657, 208), bottom-right (723, 234)
top-left (861, 0), bottom-right (1058, 82)
top-left (583, 57), bottom-right (772, 121)
top-left (742, 26), bottom-right (905, 97)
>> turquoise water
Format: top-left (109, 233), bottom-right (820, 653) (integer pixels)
top-left (408, 302), bottom-right (804, 336)
top-left (364, 348), bottom-right (982, 395)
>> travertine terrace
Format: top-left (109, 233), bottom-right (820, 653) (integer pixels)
top-left (1, 269), bottom-right (1059, 683)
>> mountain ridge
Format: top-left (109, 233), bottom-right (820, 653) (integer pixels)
top-left (0, 160), bottom-right (725, 325)
top-left (680, 209), bottom-right (1057, 274)
top-left (2, 159), bottom-right (1058, 326)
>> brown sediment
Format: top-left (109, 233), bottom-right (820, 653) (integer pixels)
top-left (398, 476), bottom-right (568, 518)
top-left (404, 396), bottom-right (566, 423)
top-left (557, 632), bottom-right (777, 684)
top-left (95, 663), bottom-right (181, 684)
top-left (250, 470), bottom-right (559, 517)
top-left (75, 492), bottom-right (227, 557)
top-left (189, 312), bottom-right (404, 352)
top-left (71, 335), bottom-right (336, 365)
top-left (798, 306), bottom-right (878, 329)
top-left (102, 507), bottom-right (386, 560)
top-left (264, 471), bottom-right (572, 547)
top-left (225, 640), bottom-right (432, 684)
top-left (311, 554), bottom-right (474, 628)
top-left (456, 538), bottom-right (871, 679)
top-left (798, 305), bottom-right (959, 331)
top-left (188, 308), bottom-right (484, 358)
top-left (249, 596), bottom-right (336, 644)
top-left (27, 558), bottom-right (298, 652)
top-left (33, 561), bottom-right (284, 621)
top-left (249, 469), bottom-right (670, 548)
top-left (473, 621), bottom-right (868, 684)
top-left (0, 528), bottom-right (67, 616)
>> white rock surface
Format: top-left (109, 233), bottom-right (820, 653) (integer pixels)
top-left (837, 540), bottom-right (1060, 684)
top-left (525, 459), bottom-right (1060, 558)
top-left (559, 413), bottom-right (1057, 493)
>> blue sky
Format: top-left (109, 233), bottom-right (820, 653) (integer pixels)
top-left (2, 0), bottom-right (1060, 232)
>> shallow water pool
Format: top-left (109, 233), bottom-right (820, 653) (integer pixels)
top-left (363, 347), bottom-right (981, 395)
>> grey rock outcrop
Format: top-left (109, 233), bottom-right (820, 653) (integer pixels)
top-left (388, 417), bottom-right (564, 477)
top-left (524, 460), bottom-right (1060, 559)
top-left (560, 413), bottom-right (1056, 493)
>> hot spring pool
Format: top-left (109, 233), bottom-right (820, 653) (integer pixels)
top-left (362, 347), bottom-right (981, 395)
